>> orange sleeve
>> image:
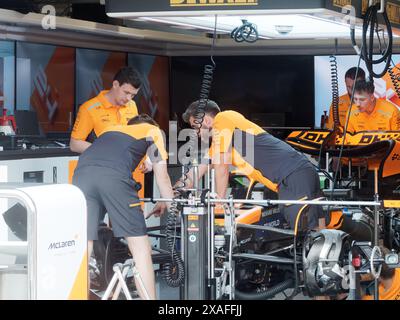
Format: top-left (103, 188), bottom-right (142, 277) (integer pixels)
top-left (390, 107), bottom-right (400, 130)
top-left (346, 114), bottom-right (356, 133)
top-left (210, 113), bottom-right (235, 155)
top-left (70, 105), bottom-right (94, 140)
top-left (147, 127), bottom-right (168, 162)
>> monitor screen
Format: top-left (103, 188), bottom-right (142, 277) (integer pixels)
top-left (14, 110), bottom-right (42, 136)
top-left (171, 55), bottom-right (315, 130)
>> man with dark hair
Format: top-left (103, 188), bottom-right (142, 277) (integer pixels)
top-left (326, 67), bottom-right (366, 129)
top-left (182, 99), bottom-right (221, 123)
top-left (152, 100), bottom-right (324, 231)
top-left (127, 113), bottom-right (158, 126)
top-left (70, 66), bottom-right (142, 153)
top-left (347, 80), bottom-right (400, 133)
top-left (73, 114), bottom-right (173, 300)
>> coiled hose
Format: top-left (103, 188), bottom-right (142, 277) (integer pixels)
top-left (317, 56), bottom-right (340, 168)
top-left (388, 66), bottom-right (400, 99)
top-left (235, 278), bottom-right (294, 300)
top-left (351, 3), bottom-right (393, 79)
top-left (161, 196), bottom-right (185, 287)
top-left (162, 16), bottom-right (217, 287)
top-left (329, 55), bottom-right (340, 129)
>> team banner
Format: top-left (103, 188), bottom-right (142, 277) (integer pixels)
top-left (76, 49), bottom-right (126, 110)
top-left (16, 43), bottom-right (74, 133)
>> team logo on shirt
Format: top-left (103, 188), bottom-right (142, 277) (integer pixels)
top-left (100, 114), bottom-right (110, 123)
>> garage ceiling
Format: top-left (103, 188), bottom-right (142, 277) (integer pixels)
top-left (0, 1), bottom-right (399, 56)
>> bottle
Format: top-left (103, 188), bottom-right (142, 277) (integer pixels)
top-left (320, 110), bottom-right (328, 129)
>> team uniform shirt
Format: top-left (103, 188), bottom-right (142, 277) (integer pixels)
top-left (73, 123), bottom-right (167, 240)
top-left (76, 123), bottom-right (168, 177)
top-left (71, 90), bottom-right (139, 140)
top-left (347, 99), bottom-right (400, 133)
top-left (209, 110), bottom-right (312, 192)
top-left (363, 268), bottom-right (400, 300)
top-left (326, 94), bottom-right (352, 129)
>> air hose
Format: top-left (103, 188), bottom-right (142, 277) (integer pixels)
top-left (161, 198), bottom-right (185, 287)
top-left (388, 66), bottom-right (400, 99)
top-left (162, 16), bottom-right (217, 288)
top-left (329, 55), bottom-right (340, 129)
top-left (317, 56), bottom-right (340, 168)
top-left (235, 278), bottom-right (294, 300)
top-left (351, 3), bottom-right (393, 79)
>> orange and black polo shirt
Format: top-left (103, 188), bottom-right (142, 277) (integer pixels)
top-left (327, 94), bottom-right (352, 129)
top-left (209, 111), bottom-right (311, 192)
top-left (71, 90), bottom-right (138, 141)
top-left (347, 99), bottom-right (400, 133)
top-left (76, 123), bottom-right (167, 177)
top-left (363, 268), bottom-right (400, 300)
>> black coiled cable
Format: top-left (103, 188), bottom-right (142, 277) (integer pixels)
top-left (161, 16), bottom-right (217, 288)
top-left (231, 19), bottom-right (258, 43)
top-left (352, 3), bottom-right (393, 79)
top-left (329, 55), bottom-right (340, 129)
top-left (388, 66), bottom-right (400, 99)
top-left (317, 56), bottom-right (340, 169)
top-left (193, 64), bottom-right (215, 137)
top-left (162, 197), bottom-right (185, 287)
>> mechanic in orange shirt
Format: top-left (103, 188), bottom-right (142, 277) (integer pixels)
top-left (326, 67), bottom-right (366, 129)
top-left (152, 100), bottom-right (325, 231)
top-left (363, 246), bottom-right (400, 300)
top-left (347, 80), bottom-right (400, 133)
top-left (73, 114), bottom-right (174, 299)
top-left (70, 66), bottom-right (140, 153)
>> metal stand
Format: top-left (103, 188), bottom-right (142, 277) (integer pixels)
top-left (373, 168), bottom-right (380, 301)
top-left (182, 160), bottom-right (209, 300)
top-left (140, 169), bottom-right (384, 301)
top-left (102, 259), bottom-right (150, 300)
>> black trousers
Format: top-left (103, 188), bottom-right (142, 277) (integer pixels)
top-left (278, 166), bottom-right (322, 230)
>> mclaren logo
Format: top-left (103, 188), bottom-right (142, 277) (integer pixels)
top-left (48, 240), bottom-right (76, 250)
top-left (170, 0), bottom-right (258, 7)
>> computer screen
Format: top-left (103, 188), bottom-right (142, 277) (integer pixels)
top-left (250, 113), bottom-right (285, 128)
top-left (14, 110), bottom-right (42, 136)
top-left (171, 55), bottom-right (315, 129)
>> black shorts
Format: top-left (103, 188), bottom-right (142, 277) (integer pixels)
top-left (72, 166), bottom-right (146, 241)
top-left (278, 166), bottom-right (323, 230)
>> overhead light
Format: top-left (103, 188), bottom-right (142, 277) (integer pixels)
top-left (105, 0), bottom-right (399, 39)
top-left (133, 14), bottom-right (364, 39)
